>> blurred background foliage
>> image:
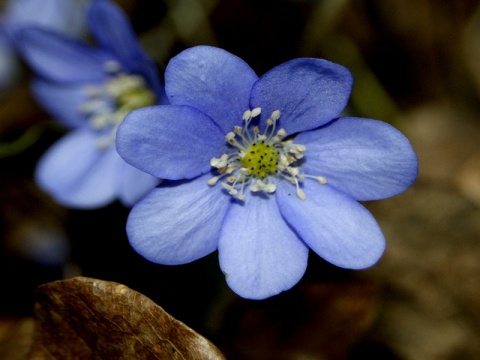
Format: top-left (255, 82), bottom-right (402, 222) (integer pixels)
top-left (2, 0), bottom-right (480, 359)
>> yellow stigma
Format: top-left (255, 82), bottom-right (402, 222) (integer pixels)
top-left (117, 86), bottom-right (156, 112)
top-left (240, 142), bottom-right (278, 179)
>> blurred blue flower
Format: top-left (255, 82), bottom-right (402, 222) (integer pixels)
top-left (0, 0), bottom-right (90, 90)
top-left (116, 46), bottom-right (418, 299)
top-left (18, 0), bottom-right (166, 209)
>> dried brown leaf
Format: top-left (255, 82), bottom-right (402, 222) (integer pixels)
top-left (29, 277), bottom-right (225, 360)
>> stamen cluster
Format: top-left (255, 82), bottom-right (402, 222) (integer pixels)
top-left (208, 108), bottom-right (327, 201)
top-left (80, 61), bottom-right (156, 148)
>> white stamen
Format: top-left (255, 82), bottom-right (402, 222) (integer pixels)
top-left (250, 179), bottom-right (265, 192)
top-left (208, 176), bottom-right (220, 186)
top-left (271, 110), bottom-right (281, 121)
top-left (221, 182), bottom-right (235, 193)
top-left (296, 187), bottom-right (307, 200)
top-left (225, 132), bottom-right (236, 145)
top-left (208, 108), bottom-right (325, 201)
top-left (91, 115), bottom-right (112, 130)
top-left (251, 107), bottom-right (262, 118)
top-left (103, 60), bottom-right (122, 73)
top-left (80, 63), bottom-right (156, 150)
top-left (210, 154), bottom-right (229, 168)
top-left (287, 167), bottom-right (299, 176)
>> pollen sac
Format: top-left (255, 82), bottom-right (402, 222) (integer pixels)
top-left (240, 142), bottom-right (278, 179)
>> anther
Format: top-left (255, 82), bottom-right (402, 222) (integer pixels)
top-left (208, 176), bottom-right (221, 186)
top-left (82, 70), bottom-right (155, 149)
top-left (296, 187), bottom-right (306, 200)
top-left (209, 108), bottom-right (325, 202)
top-left (251, 107), bottom-right (262, 118)
top-left (103, 60), bottom-right (121, 73)
top-left (271, 110), bottom-right (281, 121)
top-left (210, 154), bottom-right (229, 168)
top-left (221, 183), bottom-right (237, 195)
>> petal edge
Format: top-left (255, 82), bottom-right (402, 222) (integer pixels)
top-left (277, 180), bottom-right (385, 269)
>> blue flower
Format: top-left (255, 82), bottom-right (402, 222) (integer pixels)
top-left (17, 0), bottom-right (166, 209)
top-left (0, 0), bottom-right (90, 90)
top-left (116, 46), bottom-right (418, 299)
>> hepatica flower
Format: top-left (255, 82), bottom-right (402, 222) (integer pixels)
top-left (117, 46), bottom-right (418, 299)
top-left (17, 0), bottom-right (166, 208)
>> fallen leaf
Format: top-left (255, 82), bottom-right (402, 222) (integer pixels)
top-left (29, 277), bottom-right (225, 360)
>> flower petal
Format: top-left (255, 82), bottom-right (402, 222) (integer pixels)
top-left (87, 0), bottom-right (166, 101)
top-left (296, 117), bottom-right (418, 201)
top-left (250, 58), bottom-right (353, 134)
top-left (5, 0), bottom-right (90, 38)
top-left (117, 105), bottom-right (226, 180)
top-left (277, 180), bottom-right (385, 269)
top-left (117, 161), bottom-right (160, 207)
top-left (127, 173), bottom-right (230, 265)
top-left (165, 46), bottom-right (258, 133)
top-left (218, 193), bottom-right (308, 299)
top-left (32, 79), bottom-right (89, 128)
top-left (35, 128), bottom-right (119, 209)
top-left (17, 27), bottom-right (109, 82)
top-left (87, 0), bottom-right (142, 64)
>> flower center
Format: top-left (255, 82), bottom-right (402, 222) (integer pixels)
top-left (208, 107), bottom-right (327, 201)
top-left (79, 61), bottom-right (156, 149)
top-left (239, 142), bottom-right (278, 179)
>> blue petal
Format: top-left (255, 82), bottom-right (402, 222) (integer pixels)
top-left (35, 128), bottom-right (119, 209)
top-left (276, 180), bottom-right (385, 269)
top-left (4, 0), bottom-right (90, 38)
top-left (165, 46), bottom-right (258, 133)
top-left (296, 117), bottom-right (418, 201)
top-left (32, 79), bottom-right (89, 128)
top-left (117, 105), bottom-right (226, 180)
top-left (127, 173), bottom-right (231, 265)
top-left (17, 27), bottom-right (109, 82)
top-left (87, 0), bottom-right (141, 62)
top-left (218, 193), bottom-right (308, 299)
top-left (87, 0), bottom-right (165, 101)
top-left (117, 160), bottom-right (160, 207)
top-left (250, 58), bottom-right (353, 134)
